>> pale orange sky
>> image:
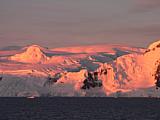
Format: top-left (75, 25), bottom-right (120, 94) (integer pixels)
top-left (0, 0), bottom-right (160, 48)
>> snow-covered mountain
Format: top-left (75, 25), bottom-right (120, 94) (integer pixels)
top-left (10, 45), bottom-right (50, 64)
top-left (0, 41), bottom-right (160, 97)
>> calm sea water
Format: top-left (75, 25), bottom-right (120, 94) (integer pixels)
top-left (0, 98), bottom-right (160, 120)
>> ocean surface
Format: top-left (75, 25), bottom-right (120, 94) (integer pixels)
top-left (0, 98), bottom-right (160, 120)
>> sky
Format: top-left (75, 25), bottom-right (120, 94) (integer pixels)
top-left (0, 0), bottom-right (160, 48)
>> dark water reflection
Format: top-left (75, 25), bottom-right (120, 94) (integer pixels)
top-left (0, 98), bottom-right (160, 120)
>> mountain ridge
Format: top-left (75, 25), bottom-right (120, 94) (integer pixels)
top-left (0, 41), bottom-right (160, 97)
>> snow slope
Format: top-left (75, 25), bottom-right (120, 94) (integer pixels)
top-left (10, 45), bottom-right (50, 64)
top-left (0, 41), bottom-right (159, 97)
top-left (97, 40), bottom-right (160, 96)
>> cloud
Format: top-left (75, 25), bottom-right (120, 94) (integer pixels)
top-left (113, 25), bottom-right (160, 37)
top-left (132, 0), bottom-right (160, 12)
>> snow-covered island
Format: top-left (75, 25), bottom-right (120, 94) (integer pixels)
top-left (0, 40), bottom-right (160, 97)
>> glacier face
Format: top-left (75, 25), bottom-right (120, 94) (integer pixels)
top-left (0, 41), bottom-right (160, 97)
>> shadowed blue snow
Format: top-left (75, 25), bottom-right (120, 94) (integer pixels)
top-left (0, 0), bottom-right (160, 48)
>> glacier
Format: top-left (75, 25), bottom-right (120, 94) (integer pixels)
top-left (0, 41), bottom-right (160, 97)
